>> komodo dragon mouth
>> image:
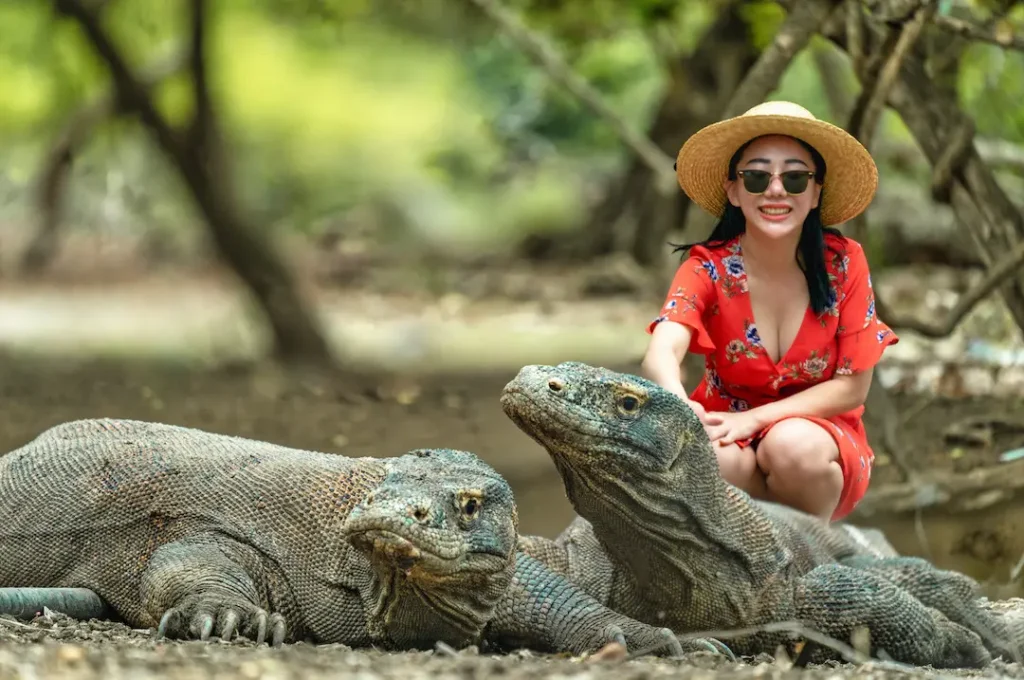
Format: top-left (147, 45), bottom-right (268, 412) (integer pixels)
top-left (499, 387), bottom-right (588, 441)
top-left (343, 519), bottom-right (509, 581)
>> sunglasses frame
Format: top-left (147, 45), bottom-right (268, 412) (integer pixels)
top-left (737, 169), bottom-right (817, 195)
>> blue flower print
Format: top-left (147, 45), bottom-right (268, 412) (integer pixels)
top-left (745, 322), bottom-right (762, 347)
top-left (729, 398), bottom-right (749, 413)
top-left (701, 260), bottom-right (720, 282)
top-left (721, 254), bottom-right (745, 278)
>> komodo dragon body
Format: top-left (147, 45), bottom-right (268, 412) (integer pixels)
top-left (0, 417), bottom-right (709, 657)
top-left (503, 362), bottom-right (1021, 669)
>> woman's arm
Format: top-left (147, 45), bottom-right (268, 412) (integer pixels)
top-left (641, 321), bottom-right (695, 399)
top-left (748, 368), bottom-right (874, 428)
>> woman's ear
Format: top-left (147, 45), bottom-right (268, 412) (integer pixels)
top-left (724, 178), bottom-right (740, 207)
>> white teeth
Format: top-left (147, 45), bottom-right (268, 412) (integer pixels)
top-left (760, 207), bottom-right (790, 215)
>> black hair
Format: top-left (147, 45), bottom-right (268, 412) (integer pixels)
top-left (670, 135), bottom-right (845, 316)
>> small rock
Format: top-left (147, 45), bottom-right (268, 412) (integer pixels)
top-left (586, 641), bottom-right (627, 663)
top-left (55, 644), bottom-right (85, 663)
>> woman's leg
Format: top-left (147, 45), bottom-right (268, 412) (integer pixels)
top-left (754, 418), bottom-right (843, 520)
top-left (713, 441), bottom-right (768, 499)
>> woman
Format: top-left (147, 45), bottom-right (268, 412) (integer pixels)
top-left (642, 100), bottom-right (897, 522)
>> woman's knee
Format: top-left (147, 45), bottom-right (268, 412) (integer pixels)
top-left (756, 419), bottom-right (840, 485)
top-left (714, 442), bottom-right (759, 486)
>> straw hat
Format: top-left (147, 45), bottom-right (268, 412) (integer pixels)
top-left (675, 101), bottom-right (878, 226)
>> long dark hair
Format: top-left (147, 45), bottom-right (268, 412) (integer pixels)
top-left (670, 136), bottom-right (845, 316)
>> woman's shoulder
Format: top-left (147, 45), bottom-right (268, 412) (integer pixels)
top-left (823, 232), bottom-right (871, 282)
top-left (684, 236), bottom-right (740, 262)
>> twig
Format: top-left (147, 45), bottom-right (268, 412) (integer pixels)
top-left (461, 0), bottom-right (676, 192)
top-left (846, 0), bottom-right (865, 74)
top-left (630, 619), bottom-right (957, 677)
top-left (882, 239), bottom-right (1024, 338)
top-left (19, 48), bottom-right (187, 275)
top-left (934, 13), bottom-right (1024, 52)
top-left (930, 117), bottom-right (975, 203)
top-left (721, 0), bottom-right (836, 119)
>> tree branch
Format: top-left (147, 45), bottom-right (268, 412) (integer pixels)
top-left (19, 48), bottom-right (188, 275)
top-left (721, 0), bottom-right (837, 119)
top-left (461, 0), bottom-right (676, 192)
top-left (848, 1), bottom-right (934, 149)
top-left (934, 13), bottom-right (1024, 52)
top-left (187, 0), bottom-right (212, 154)
top-left (882, 240), bottom-right (1024, 338)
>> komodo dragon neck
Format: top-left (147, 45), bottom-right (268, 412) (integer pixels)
top-left (561, 429), bottom-right (792, 598)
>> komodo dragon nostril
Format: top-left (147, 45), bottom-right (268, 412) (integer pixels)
top-left (548, 378), bottom-right (565, 393)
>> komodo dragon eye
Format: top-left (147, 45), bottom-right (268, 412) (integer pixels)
top-left (617, 394), bottom-right (643, 414)
top-left (459, 492), bottom-right (483, 519)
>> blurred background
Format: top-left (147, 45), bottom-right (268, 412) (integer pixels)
top-left (1, 0), bottom-right (1024, 594)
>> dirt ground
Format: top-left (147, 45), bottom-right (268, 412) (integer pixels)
top-left (2, 610), bottom-right (1024, 680)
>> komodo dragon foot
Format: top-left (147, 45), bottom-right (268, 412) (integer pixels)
top-left (840, 555), bottom-right (1023, 663)
top-left (156, 598), bottom-right (287, 646)
top-left (791, 563), bottom-right (991, 669)
top-left (141, 534), bottom-right (287, 646)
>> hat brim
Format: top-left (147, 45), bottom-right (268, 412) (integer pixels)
top-left (675, 114), bottom-right (878, 226)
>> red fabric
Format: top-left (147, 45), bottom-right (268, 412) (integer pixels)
top-left (647, 234), bottom-right (897, 520)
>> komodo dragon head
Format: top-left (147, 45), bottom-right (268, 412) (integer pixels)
top-left (341, 447), bottom-right (519, 647)
top-left (500, 361), bottom-right (712, 481)
top-left (500, 361), bottom-right (735, 571)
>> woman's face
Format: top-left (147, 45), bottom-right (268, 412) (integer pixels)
top-left (723, 135), bottom-right (821, 241)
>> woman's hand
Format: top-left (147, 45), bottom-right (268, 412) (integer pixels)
top-left (663, 386), bottom-right (723, 431)
top-left (704, 410), bottom-right (764, 446)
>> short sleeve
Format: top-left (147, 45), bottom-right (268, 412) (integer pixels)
top-left (646, 252), bottom-right (718, 354)
top-left (835, 241), bottom-right (898, 375)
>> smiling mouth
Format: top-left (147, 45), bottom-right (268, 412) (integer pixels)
top-left (759, 206), bottom-right (791, 216)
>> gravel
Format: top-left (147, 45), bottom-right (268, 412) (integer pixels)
top-left (2, 611), bottom-right (1023, 680)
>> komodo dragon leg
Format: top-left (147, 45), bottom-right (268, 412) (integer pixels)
top-left (140, 533), bottom-right (287, 646)
top-left (485, 552), bottom-right (732, 659)
top-left (838, 555), bottom-right (1023, 662)
top-left (784, 563), bottom-right (991, 668)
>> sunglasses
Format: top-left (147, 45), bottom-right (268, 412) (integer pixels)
top-left (737, 169), bottom-right (816, 195)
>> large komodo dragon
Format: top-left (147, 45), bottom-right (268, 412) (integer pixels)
top-left (0, 417), bottom-right (719, 657)
top-left (502, 361), bottom-right (1022, 669)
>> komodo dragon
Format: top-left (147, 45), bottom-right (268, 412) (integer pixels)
top-left (0, 417), bottom-right (718, 657)
top-left (501, 361), bottom-right (1021, 669)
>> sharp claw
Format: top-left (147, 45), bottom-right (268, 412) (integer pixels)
top-left (199, 614), bottom-right (214, 641)
top-left (270, 615), bottom-right (286, 647)
top-left (605, 624), bottom-right (627, 648)
top-left (220, 610), bottom-right (239, 642)
top-left (660, 628), bottom-right (684, 658)
top-left (156, 610), bottom-right (173, 639)
top-left (255, 610), bottom-right (268, 645)
top-left (711, 639), bottom-right (736, 661)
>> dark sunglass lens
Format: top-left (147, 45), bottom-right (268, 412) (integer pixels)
top-left (741, 170), bottom-right (771, 193)
top-left (781, 172), bottom-right (811, 194)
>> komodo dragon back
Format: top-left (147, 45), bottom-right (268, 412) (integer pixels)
top-left (0, 418), bottom-right (714, 660)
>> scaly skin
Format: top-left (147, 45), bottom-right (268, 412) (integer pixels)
top-left (502, 362), bottom-right (1021, 669)
top-left (0, 418), bottom-right (710, 658)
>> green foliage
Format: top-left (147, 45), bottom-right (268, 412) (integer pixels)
top-left (1, 0), bottom-right (1023, 255)
top-left (738, 0), bottom-right (785, 51)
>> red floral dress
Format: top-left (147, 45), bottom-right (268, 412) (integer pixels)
top-left (646, 233), bottom-right (897, 520)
